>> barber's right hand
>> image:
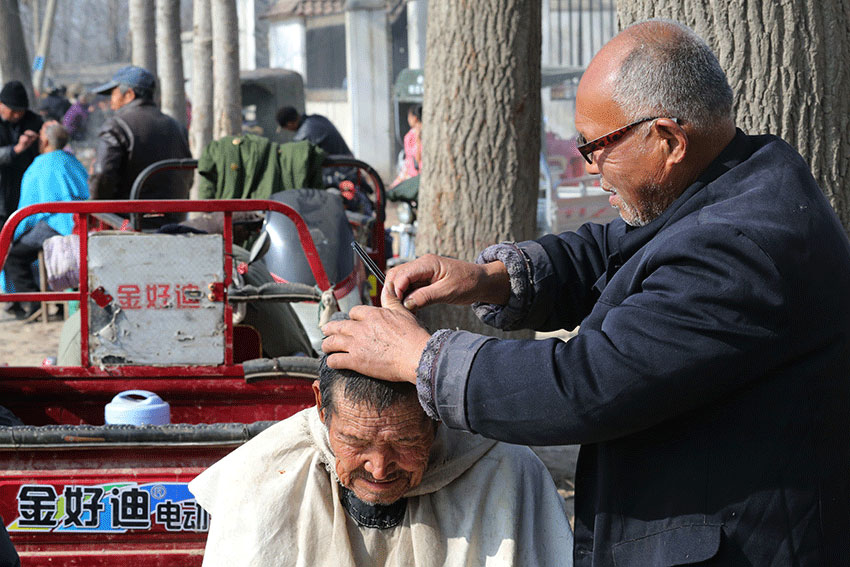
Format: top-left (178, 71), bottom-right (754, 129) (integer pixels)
top-left (382, 253), bottom-right (510, 311)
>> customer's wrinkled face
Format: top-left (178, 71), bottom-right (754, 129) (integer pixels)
top-left (321, 385), bottom-right (436, 505)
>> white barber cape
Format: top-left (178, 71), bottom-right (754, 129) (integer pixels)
top-left (189, 408), bottom-right (573, 566)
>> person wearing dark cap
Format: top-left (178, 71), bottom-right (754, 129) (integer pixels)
top-left (88, 65), bottom-right (191, 227)
top-left (0, 80), bottom-right (43, 227)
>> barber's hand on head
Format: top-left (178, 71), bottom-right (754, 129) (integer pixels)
top-left (14, 130), bottom-right (37, 154)
top-left (321, 292), bottom-right (432, 385)
top-left (382, 253), bottom-right (511, 311)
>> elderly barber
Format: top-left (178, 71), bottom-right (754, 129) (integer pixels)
top-left (190, 358), bottom-right (572, 566)
top-left (322, 19), bottom-right (850, 567)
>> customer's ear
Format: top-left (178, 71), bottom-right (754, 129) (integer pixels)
top-left (312, 380), bottom-right (326, 421)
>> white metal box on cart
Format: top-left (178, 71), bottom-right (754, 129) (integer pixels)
top-left (87, 232), bottom-right (225, 366)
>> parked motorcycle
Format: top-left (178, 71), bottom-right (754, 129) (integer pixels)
top-left (386, 174), bottom-right (419, 266)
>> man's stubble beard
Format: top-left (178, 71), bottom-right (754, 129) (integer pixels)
top-left (610, 181), bottom-right (679, 227)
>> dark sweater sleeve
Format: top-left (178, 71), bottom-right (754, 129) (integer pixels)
top-left (432, 224), bottom-right (787, 446)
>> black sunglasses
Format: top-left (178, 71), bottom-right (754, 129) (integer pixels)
top-left (576, 117), bottom-right (680, 164)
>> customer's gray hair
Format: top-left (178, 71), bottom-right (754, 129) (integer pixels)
top-left (612, 19), bottom-right (734, 131)
top-left (318, 356), bottom-right (422, 424)
top-left (44, 122), bottom-right (69, 150)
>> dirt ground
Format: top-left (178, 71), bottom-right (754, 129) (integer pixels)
top-left (0, 302), bottom-right (64, 366)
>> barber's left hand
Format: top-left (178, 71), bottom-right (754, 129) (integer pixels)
top-left (321, 292), bottom-right (431, 385)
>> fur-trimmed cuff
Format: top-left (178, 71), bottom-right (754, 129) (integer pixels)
top-left (471, 242), bottom-right (533, 330)
top-left (416, 329), bottom-right (454, 420)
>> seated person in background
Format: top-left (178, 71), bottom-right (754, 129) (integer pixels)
top-left (190, 357), bottom-right (573, 566)
top-left (390, 104), bottom-right (422, 189)
top-left (276, 106), bottom-right (352, 157)
top-left (276, 106), bottom-right (356, 190)
top-left (5, 121), bottom-right (87, 320)
top-left (88, 66), bottom-right (192, 228)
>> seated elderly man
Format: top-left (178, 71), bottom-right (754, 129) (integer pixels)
top-left (5, 121), bottom-right (87, 320)
top-left (189, 358), bottom-right (573, 566)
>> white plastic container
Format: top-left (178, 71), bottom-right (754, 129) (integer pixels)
top-left (104, 390), bottom-right (171, 426)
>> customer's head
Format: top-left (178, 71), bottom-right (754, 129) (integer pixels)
top-left (313, 357), bottom-right (437, 505)
top-left (276, 106), bottom-right (301, 131)
top-left (0, 81), bottom-right (30, 123)
top-left (93, 66), bottom-right (156, 110)
top-left (39, 121), bottom-right (68, 153)
top-left (575, 19), bottom-right (736, 227)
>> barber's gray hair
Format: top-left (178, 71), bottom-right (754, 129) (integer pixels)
top-left (318, 356), bottom-right (421, 424)
top-left (612, 19), bottom-right (734, 131)
top-left (44, 122), bottom-right (68, 150)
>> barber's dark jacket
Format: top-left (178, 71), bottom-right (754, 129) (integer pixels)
top-left (89, 98), bottom-right (191, 202)
top-left (431, 131), bottom-right (850, 566)
top-left (0, 110), bottom-right (43, 222)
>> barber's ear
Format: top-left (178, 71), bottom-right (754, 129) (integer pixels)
top-left (655, 118), bottom-right (688, 165)
top-left (312, 380), bottom-right (326, 421)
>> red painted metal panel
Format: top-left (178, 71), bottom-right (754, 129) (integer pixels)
top-left (0, 453), bottom-right (226, 566)
top-left (0, 376), bottom-right (315, 426)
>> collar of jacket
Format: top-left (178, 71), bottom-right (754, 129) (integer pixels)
top-left (338, 484), bottom-right (407, 529)
top-left (117, 97), bottom-right (155, 114)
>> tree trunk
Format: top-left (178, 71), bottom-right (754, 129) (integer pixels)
top-left (190, 0), bottom-right (213, 199)
top-left (130, 0), bottom-right (157, 74)
top-left (107, 0), bottom-right (128, 63)
top-left (417, 0), bottom-right (541, 335)
top-left (156, 0), bottom-right (186, 127)
top-left (0, 0), bottom-right (35, 104)
top-left (30, 0), bottom-right (56, 96)
top-left (211, 0), bottom-right (241, 138)
top-left (29, 0), bottom-right (39, 58)
top-left (617, 1), bottom-right (850, 232)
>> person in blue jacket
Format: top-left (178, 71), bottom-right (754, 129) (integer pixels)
top-left (5, 121), bottom-right (88, 320)
top-left (321, 19), bottom-right (850, 567)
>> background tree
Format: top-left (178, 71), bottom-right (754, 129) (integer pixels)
top-left (21, 1), bottom-right (130, 72)
top-left (130, 0), bottom-right (157, 74)
top-left (211, 0), bottom-right (242, 138)
top-left (617, 1), bottom-right (850, 231)
top-left (30, 0), bottom-right (55, 95)
top-left (156, 0), bottom-right (186, 126)
top-left (417, 0), bottom-right (541, 334)
top-left (0, 0), bottom-right (35, 103)
top-left (190, 0), bottom-right (213, 198)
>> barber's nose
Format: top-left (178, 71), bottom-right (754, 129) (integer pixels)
top-left (584, 157), bottom-right (600, 175)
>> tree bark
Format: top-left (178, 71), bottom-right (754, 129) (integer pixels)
top-left (617, 1), bottom-right (850, 232)
top-left (156, 0), bottom-right (186, 126)
top-left (211, 0), bottom-right (241, 138)
top-left (418, 0), bottom-right (540, 335)
top-left (29, 0), bottom-right (39, 58)
top-left (0, 0), bottom-right (36, 104)
top-left (30, 0), bottom-right (56, 95)
top-left (190, 0), bottom-right (214, 199)
top-left (130, 0), bottom-right (157, 74)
